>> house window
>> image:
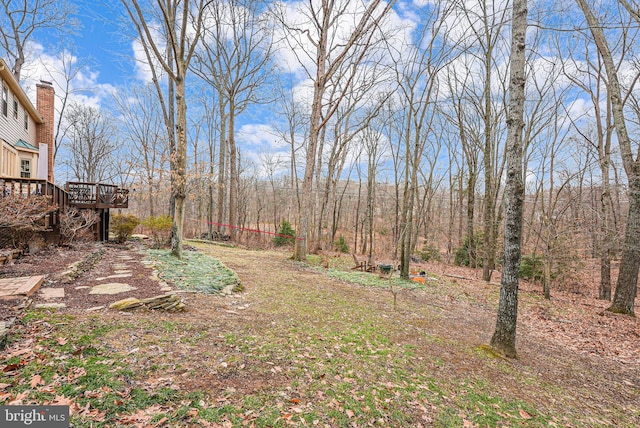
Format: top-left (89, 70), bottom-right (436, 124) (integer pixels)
top-left (24, 107), bottom-right (28, 130)
top-left (2, 85), bottom-right (7, 117)
top-left (20, 159), bottom-right (31, 178)
top-left (13, 96), bottom-right (18, 119)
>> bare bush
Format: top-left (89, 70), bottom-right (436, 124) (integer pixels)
top-left (59, 209), bottom-right (99, 244)
top-left (0, 194), bottom-right (57, 248)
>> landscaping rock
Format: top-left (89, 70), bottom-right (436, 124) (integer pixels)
top-left (90, 282), bottom-right (137, 295)
top-left (109, 293), bottom-right (186, 312)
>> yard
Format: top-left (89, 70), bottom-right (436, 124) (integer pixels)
top-left (0, 241), bottom-right (638, 427)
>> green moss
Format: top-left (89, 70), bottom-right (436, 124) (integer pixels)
top-left (474, 344), bottom-right (512, 361)
top-left (147, 249), bottom-right (242, 294)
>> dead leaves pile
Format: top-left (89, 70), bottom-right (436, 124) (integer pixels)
top-left (0, 319), bottom-right (201, 427)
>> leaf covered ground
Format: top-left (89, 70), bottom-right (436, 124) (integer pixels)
top-left (1, 242), bottom-right (639, 427)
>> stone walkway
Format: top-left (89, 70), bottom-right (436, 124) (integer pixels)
top-left (31, 248), bottom-right (173, 312)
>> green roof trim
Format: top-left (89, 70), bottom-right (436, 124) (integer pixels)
top-left (14, 139), bottom-right (38, 151)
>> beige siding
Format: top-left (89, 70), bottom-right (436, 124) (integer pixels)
top-left (0, 80), bottom-right (37, 147)
top-left (1, 142), bottom-right (18, 177)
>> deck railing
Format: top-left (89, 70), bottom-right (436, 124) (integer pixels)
top-left (0, 178), bottom-right (69, 229)
top-left (66, 182), bottom-right (129, 209)
top-left (1, 178), bottom-right (128, 230)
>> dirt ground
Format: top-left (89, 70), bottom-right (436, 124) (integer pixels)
top-left (1, 241), bottom-right (639, 426)
top-left (0, 242), bottom-right (167, 322)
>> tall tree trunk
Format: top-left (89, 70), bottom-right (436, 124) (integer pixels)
top-left (482, 41), bottom-right (495, 282)
top-left (576, 0), bottom-right (639, 314)
top-left (294, 81), bottom-right (323, 260)
top-left (467, 173), bottom-right (477, 268)
top-left (599, 151), bottom-right (613, 300)
top-left (611, 177), bottom-right (640, 313)
top-left (490, 0), bottom-right (527, 358)
top-left (228, 99), bottom-right (238, 241)
top-left (217, 101), bottom-right (227, 235)
top-left (208, 143), bottom-right (215, 238)
top-left (171, 74), bottom-right (187, 259)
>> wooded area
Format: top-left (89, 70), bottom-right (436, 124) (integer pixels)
top-left (2, 0), bottom-right (640, 354)
top-left (105, 1), bottom-right (638, 311)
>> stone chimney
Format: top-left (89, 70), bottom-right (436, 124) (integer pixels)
top-left (36, 81), bottom-right (55, 182)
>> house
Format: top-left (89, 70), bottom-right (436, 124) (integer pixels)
top-left (0, 58), bottom-right (54, 183)
top-left (0, 58), bottom-right (128, 242)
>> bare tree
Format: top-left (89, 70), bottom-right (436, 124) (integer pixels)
top-left (391, 2), bottom-right (453, 279)
top-left (272, 0), bottom-right (396, 261)
top-left (120, 0), bottom-right (207, 259)
top-left (49, 48), bottom-right (92, 163)
top-left (443, 63), bottom-right (481, 268)
top-left (114, 83), bottom-right (169, 218)
top-left (561, 33), bottom-right (620, 300)
top-left (193, 0), bottom-right (273, 241)
top-left (576, 0), bottom-right (640, 315)
top-left (490, 0), bottom-right (527, 358)
top-left (63, 102), bottom-right (117, 182)
top-left (0, 0), bottom-right (77, 80)
top-left (451, 0), bottom-right (510, 282)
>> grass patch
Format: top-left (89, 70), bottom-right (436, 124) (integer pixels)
top-left (147, 249), bottom-right (242, 294)
top-left (318, 267), bottom-right (424, 290)
top-left (3, 244), bottom-right (633, 427)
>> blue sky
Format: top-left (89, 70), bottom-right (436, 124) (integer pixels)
top-left (6, 0), bottom-right (614, 188)
top-left (74, 3), bottom-right (126, 86)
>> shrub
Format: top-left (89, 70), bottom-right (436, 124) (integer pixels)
top-left (334, 235), bottom-right (349, 253)
top-left (111, 214), bottom-right (140, 244)
top-left (0, 194), bottom-right (56, 249)
top-left (519, 254), bottom-right (545, 282)
top-left (454, 233), bottom-right (483, 267)
top-left (273, 220), bottom-right (296, 247)
top-left (59, 209), bottom-right (99, 244)
top-left (418, 244), bottom-right (441, 262)
top-left (141, 215), bottom-right (173, 248)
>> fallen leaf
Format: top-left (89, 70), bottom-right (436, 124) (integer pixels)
top-left (0, 383), bottom-right (12, 390)
top-left (345, 409), bottom-right (355, 418)
top-left (3, 361), bottom-right (25, 373)
top-left (30, 374), bottom-right (43, 388)
top-left (519, 409), bottom-right (532, 420)
top-left (67, 367), bottom-right (87, 383)
top-left (154, 416), bottom-right (169, 426)
top-left (290, 398), bottom-right (301, 404)
top-left (56, 337), bottom-right (68, 345)
top-left (9, 348), bottom-right (33, 358)
top-left (51, 395), bottom-right (74, 406)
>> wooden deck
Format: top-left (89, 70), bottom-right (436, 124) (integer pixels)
top-left (0, 275), bottom-right (45, 300)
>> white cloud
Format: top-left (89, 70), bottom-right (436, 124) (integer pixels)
top-left (238, 123), bottom-right (287, 150)
top-left (131, 22), bottom-right (169, 84)
top-left (443, 0), bottom-right (511, 47)
top-left (20, 41), bottom-right (116, 111)
top-left (270, 0), bottom-right (415, 80)
top-left (236, 123), bottom-right (293, 179)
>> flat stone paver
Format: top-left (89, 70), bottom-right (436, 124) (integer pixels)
top-left (0, 276), bottom-right (44, 299)
top-left (39, 288), bottom-right (65, 299)
top-left (89, 282), bottom-right (137, 295)
top-left (96, 273), bottom-right (133, 281)
top-left (35, 303), bottom-right (66, 309)
top-left (112, 264), bottom-right (130, 270)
